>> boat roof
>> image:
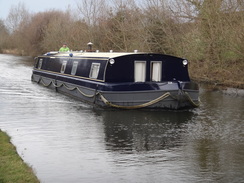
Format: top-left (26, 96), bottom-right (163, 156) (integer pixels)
top-left (43, 51), bottom-right (149, 59)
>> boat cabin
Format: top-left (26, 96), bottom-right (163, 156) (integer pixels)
top-left (34, 52), bottom-right (190, 85)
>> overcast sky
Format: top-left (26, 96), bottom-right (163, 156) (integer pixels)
top-left (0, 0), bottom-right (78, 19)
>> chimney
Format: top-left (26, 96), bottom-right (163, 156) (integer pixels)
top-left (87, 42), bottom-right (93, 52)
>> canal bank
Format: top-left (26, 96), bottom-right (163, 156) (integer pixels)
top-left (0, 130), bottom-right (39, 183)
top-left (196, 80), bottom-right (244, 97)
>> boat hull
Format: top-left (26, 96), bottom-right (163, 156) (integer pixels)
top-left (32, 74), bottom-right (199, 109)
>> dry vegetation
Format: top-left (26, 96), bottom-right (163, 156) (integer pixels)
top-left (0, 0), bottom-right (243, 88)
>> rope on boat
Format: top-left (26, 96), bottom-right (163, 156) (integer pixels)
top-left (38, 77), bottom-right (96, 98)
top-left (63, 83), bottom-right (76, 91)
top-left (76, 87), bottom-right (97, 98)
top-left (183, 91), bottom-right (200, 107)
top-left (37, 76), bottom-right (199, 108)
top-left (51, 80), bottom-right (63, 88)
top-left (99, 92), bottom-right (171, 109)
top-left (40, 79), bottom-right (52, 87)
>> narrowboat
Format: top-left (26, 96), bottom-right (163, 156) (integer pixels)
top-left (31, 50), bottom-right (200, 109)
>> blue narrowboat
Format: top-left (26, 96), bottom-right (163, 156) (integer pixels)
top-left (31, 50), bottom-right (200, 109)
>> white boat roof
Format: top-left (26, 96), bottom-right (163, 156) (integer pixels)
top-left (43, 51), bottom-right (148, 58)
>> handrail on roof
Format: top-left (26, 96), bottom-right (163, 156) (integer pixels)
top-left (43, 51), bottom-right (146, 58)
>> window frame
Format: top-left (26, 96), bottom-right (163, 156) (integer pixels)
top-left (151, 61), bottom-right (162, 82)
top-left (60, 60), bottom-right (67, 74)
top-left (134, 61), bottom-right (146, 82)
top-left (38, 59), bottom-right (43, 69)
top-left (71, 61), bottom-right (79, 75)
top-left (89, 63), bottom-right (100, 79)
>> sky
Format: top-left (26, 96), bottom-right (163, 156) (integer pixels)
top-left (0, 0), bottom-right (78, 19)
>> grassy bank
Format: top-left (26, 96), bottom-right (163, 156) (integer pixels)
top-left (0, 130), bottom-right (39, 183)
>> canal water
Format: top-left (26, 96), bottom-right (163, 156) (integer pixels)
top-left (0, 54), bottom-right (243, 183)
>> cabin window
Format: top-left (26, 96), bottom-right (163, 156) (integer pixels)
top-left (151, 61), bottom-right (162, 82)
top-left (38, 59), bottom-right (43, 69)
top-left (60, 60), bottom-right (67, 74)
top-left (71, 61), bottom-right (78, 75)
top-left (134, 61), bottom-right (146, 82)
top-left (89, 63), bottom-right (100, 79)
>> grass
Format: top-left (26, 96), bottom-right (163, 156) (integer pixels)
top-left (0, 130), bottom-right (40, 183)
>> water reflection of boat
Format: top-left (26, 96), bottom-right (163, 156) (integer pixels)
top-left (32, 49), bottom-right (199, 109)
top-left (94, 110), bottom-right (194, 152)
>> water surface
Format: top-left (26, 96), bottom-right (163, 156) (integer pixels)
top-left (0, 54), bottom-right (243, 183)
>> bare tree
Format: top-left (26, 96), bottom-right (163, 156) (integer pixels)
top-left (40, 11), bottom-right (73, 52)
top-left (76, 0), bottom-right (107, 26)
top-left (75, 0), bottom-right (108, 45)
top-left (97, 0), bottom-right (147, 51)
top-left (0, 19), bottom-right (10, 52)
top-left (140, 0), bottom-right (182, 54)
top-left (170, 0), bottom-right (244, 84)
top-left (5, 2), bottom-right (30, 33)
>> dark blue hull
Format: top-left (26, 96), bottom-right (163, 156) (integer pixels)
top-left (32, 70), bottom-right (199, 109)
